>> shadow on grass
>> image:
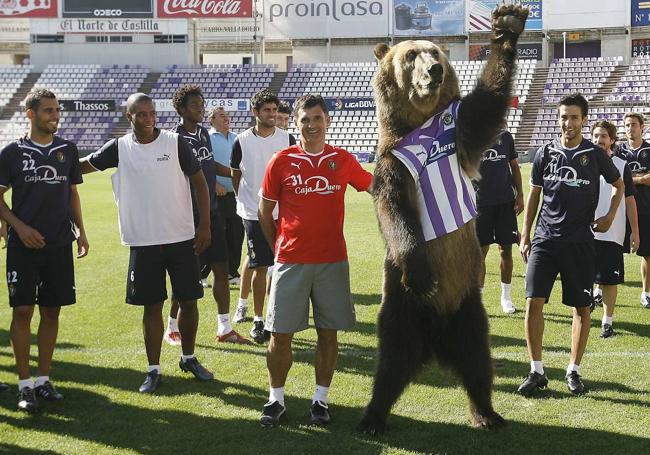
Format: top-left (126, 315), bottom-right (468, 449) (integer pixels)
top-left (0, 377), bottom-right (648, 454)
top-left (0, 329), bottom-right (84, 351)
top-left (0, 444), bottom-right (58, 455)
top-left (352, 293), bottom-right (382, 307)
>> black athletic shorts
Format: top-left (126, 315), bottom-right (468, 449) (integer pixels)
top-left (199, 211), bottom-right (228, 278)
top-left (6, 245), bottom-right (75, 308)
top-left (525, 239), bottom-right (595, 308)
top-left (243, 219), bottom-right (274, 268)
top-left (594, 240), bottom-right (624, 285)
top-left (476, 201), bottom-right (519, 247)
top-left (126, 239), bottom-right (203, 305)
top-left (636, 214), bottom-right (650, 257)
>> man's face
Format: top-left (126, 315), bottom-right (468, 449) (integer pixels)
top-left (180, 94), bottom-right (205, 125)
top-left (127, 100), bottom-right (156, 135)
top-left (276, 112), bottom-right (289, 130)
top-left (210, 109), bottom-right (230, 131)
top-left (558, 104), bottom-right (586, 143)
top-left (591, 126), bottom-right (614, 152)
top-left (296, 104), bottom-right (330, 146)
top-left (625, 117), bottom-right (643, 142)
top-left (253, 102), bottom-right (277, 129)
top-left (28, 97), bottom-right (60, 135)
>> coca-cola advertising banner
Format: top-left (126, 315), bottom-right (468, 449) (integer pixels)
top-left (63, 0), bottom-right (154, 18)
top-left (157, 0), bottom-right (253, 18)
top-left (0, 0), bottom-right (57, 18)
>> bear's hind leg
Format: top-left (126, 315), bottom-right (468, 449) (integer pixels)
top-left (359, 263), bottom-right (428, 436)
top-left (435, 289), bottom-right (505, 429)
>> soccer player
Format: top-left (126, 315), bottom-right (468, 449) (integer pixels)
top-left (230, 90), bottom-right (295, 344)
top-left (277, 101), bottom-right (292, 130)
top-left (475, 126), bottom-right (523, 313)
top-left (163, 86), bottom-right (249, 346)
top-left (258, 94), bottom-right (373, 427)
top-left (79, 93), bottom-right (213, 393)
top-left (518, 93), bottom-right (623, 396)
top-left (618, 112), bottom-right (650, 309)
top-left (591, 120), bottom-right (639, 338)
top-left (0, 89), bottom-right (89, 412)
top-left (208, 107), bottom-right (245, 285)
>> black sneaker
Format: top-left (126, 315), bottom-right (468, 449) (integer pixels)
top-left (250, 321), bottom-right (266, 344)
top-left (260, 401), bottom-right (285, 427)
top-left (179, 357), bottom-right (214, 381)
top-left (593, 292), bottom-right (603, 307)
top-left (139, 370), bottom-right (162, 393)
top-left (263, 329), bottom-right (271, 342)
top-left (516, 371), bottom-right (548, 396)
top-left (600, 323), bottom-right (614, 338)
top-left (566, 371), bottom-right (586, 395)
top-left (17, 387), bottom-right (38, 413)
top-left (35, 381), bottom-right (64, 401)
top-left (0, 382), bottom-right (8, 392)
top-left (310, 401), bottom-right (331, 426)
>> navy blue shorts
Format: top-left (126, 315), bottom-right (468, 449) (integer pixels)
top-left (476, 201), bottom-right (519, 247)
top-left (243, 219), bottom-right (274, 268)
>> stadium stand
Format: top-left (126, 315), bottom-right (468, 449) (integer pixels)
top-left (609, 56), bottom-right (650, 103)
top-left (543, 57), bottom-right (623, 104)
top-left (0, 65), bottom-right (32, 113)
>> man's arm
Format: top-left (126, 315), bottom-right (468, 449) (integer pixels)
top-left (258, 198), bottom-right (277, 251)
top-left (0, 187), bottom-right (45, 249)
top-left (189, 170), bottom-right (211, 254)
top-left (510, 159), bottom-right (524, 215)
top-left (70, 185), bottom-right (89, 258)
top-left (231, 169), bottom-right (242, 197)
top-left (0, 218), bottom-right (7, 248)
top-left (625, 196), bottom-right (640, 253)
top-left (519, 185), bottom-right (541, 263)
top-left (79, 139), bottom-right (119, 174)
top-left (215, 162), bottom-right (231, 178)
top-left (592, 178), bottom-right (624, 233)
top-left (632, 173), bottom-right (650, 186)
top-left (230, 138), bottom-right (242, 196)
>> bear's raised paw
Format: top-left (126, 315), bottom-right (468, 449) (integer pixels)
top-left (492, 4), bottom-right (529, 41)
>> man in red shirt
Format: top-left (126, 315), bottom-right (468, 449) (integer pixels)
top-left (258, 94), bottom-right (373, 427)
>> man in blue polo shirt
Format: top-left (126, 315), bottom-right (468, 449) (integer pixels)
top-left (475, 125), bottom-right (523, 314)
top-left (0, 89), bottom-right (89, 412)
top-left (518, 93), bottom-right (623, 397)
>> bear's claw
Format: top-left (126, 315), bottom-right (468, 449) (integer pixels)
top-left (491, 4), bottom-right (529, 40)
top-left (470, 411), bottom-right (506, 430)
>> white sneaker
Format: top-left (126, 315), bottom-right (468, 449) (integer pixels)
top-left (233, 305), bottom-right (248, 323)
top-left (164, 329), bottom-right (182, 346)
top-left (641, 295), bottom-right (650, 309)
top-left (200, 278), bottom-right (211, 288)
top-left (500, 298), bottom-right (516, 314)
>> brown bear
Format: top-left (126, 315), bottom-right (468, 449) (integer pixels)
top-left (359, 4), bottom-right (529, 435)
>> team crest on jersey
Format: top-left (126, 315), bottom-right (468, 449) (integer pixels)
top-left (328, 160), bottom-right (337, 170)
top-left (579, 154), bottom-right (589, 167)
top-left (56, 151), bottom-right (66, 163)
top-left (442, 112), bottom-right (453, 126)
top-left (641, 151), bottom-right (648, 160)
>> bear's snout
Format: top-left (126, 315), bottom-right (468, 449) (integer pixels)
top-left (427, 63), bottom-right (443, 84)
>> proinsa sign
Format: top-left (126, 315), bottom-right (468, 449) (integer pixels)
top-left (157, 0), bottom-right (253, 18)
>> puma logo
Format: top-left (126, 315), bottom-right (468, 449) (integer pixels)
top-left (290, 163), bottom-right (301, 170)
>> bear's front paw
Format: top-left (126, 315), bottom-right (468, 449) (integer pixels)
top-left (402, 271), bottom-right (437, 298)
top-left (358, 415), bottom-right (387, 437)
top-left (491, 4), bottom-right (529, 42)
top-left (470, 410), bottom-right (506, 430)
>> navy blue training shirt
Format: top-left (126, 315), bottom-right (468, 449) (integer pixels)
top-left (0, 136), bottom-right (82, 248)
top-left (618, 140), bottom-right (650, 213)
top-left (476, 130), bottom-right (518, 207)
top-left (530, 138), bottom-right (620, 243)
top-left (171, 123), bottom-right (218, 216)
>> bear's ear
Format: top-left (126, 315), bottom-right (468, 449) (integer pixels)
top-left (374, 43), bottom-right (390, 61)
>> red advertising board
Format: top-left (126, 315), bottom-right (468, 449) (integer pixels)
top-left (0, 0), bottom-right (57, 17)
top-left (157, 0), bottom-right (253, 18)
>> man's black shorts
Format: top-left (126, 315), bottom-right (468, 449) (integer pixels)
top-left (476, 201), bottom-right (519, 247)
top-left (243, 219), bottom-right (274, 268)
top-left (636, 214), bottom-right (650, 257)
top-left (594, 240), bottom-right (624, 285)
top-left (126, 239), bottom-right (203, 305)
top-left (6, 245), bottom-right (76, 308)
top-left (199, 211), bottom-right (228, 278)
top-left (525, 239), bottom-right (595, 308)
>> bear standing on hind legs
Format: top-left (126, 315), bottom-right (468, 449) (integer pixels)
top-left (359, 4), bottom-right (528, 436)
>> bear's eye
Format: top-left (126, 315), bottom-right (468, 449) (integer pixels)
top-left (405, 50), bottom-right (417, 63)
top-left (431, 50), bottom-right (439, 59)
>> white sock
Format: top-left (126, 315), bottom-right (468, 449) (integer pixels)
top-left (34, 376), bottom-right (49, 387)
top-left (238, 298), bottom-right (248, 308)
top-left (147, 365), bottom-right (161, 373)
top-left (531, 361), bottom-right (544, 375)
top-left (603, 315), bottom-right (613, 326)
top-left (18, 378), bottom-right (34, 390)
top-left (479, 288), bottom-right (484, 297)
top-left (567, 362), bottom-right (580, 374)
top-left (594, 288), bottom-right (602, 298)
top-left (254, 315), bottom-right (264, 323)
top-left (312, 384), bottom-right (330, 406)
top-left (181, 354), bottom-right (195, 362)
top-left (501, 282), bottom-right (511, 300)
top-left (269, 386), bottom-right (285, 406)
top-left (217, 313), bottom-right (232, 336)
top-left (167, 317), bottom-right (178, 332)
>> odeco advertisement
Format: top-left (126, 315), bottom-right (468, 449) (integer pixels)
top-left (393, 0), bottom-right (465, 36)
top-left (469, 42), bottom-right (542, 60)
top-left (0, 0), bottom-right (57, 18)
top-left (62, 0), bottom-right (154, 18)
top-left (469, 0), bottom-right (542, 32)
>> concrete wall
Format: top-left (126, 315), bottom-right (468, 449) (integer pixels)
top-left (202, 53), bottom-right (253, 65)
top-left (602, 35), bottom-right (629, 63)
top-left (292, 45), bottom-right (329, 64)
top-left (330, 43), bottom-right (378, 63)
